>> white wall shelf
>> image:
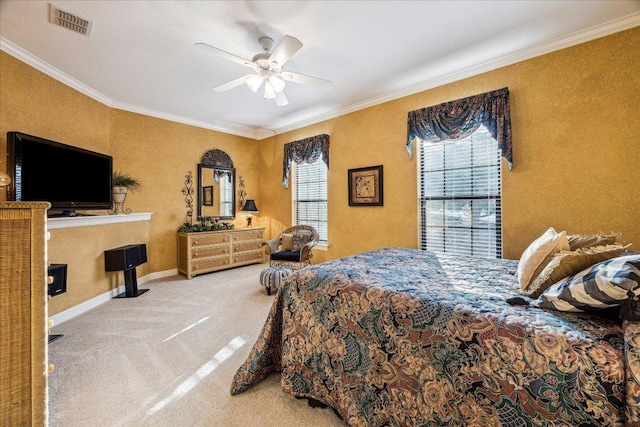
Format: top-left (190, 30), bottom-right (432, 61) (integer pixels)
top-left (47, 212), bottom-right (153, 229)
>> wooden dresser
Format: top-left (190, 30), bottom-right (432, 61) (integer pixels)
top-left (0, 202), bottom-right (50, 427)
top-left (177, 227), bottom-right (265, 279)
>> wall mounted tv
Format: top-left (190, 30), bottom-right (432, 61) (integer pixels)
top-left (7, 131), bottom-right (113, 216)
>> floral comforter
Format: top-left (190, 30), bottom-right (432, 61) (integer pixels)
top-left (231, 248), bottom-right (640, 426)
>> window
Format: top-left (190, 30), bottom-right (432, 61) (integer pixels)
top-left (219, 176), bottom-right (233, 217)
top-left (418, 125), bottom-right (502, 258)
top-left (293, 156), bottom-right (328, 243)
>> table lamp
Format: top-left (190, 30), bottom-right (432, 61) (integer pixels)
top-left (241, 199), bottom-right (259, 227)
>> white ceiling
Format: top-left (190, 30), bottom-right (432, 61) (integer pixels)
top-left (1, 1), bottom-right (639, 140)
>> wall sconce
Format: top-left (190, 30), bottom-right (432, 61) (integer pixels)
top-left (240, 199), bottom-right (259, 227)
top-left (237, 175), bottom-right (247, 210)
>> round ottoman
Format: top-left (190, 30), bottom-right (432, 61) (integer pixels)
top-left (260, 267), bottom-right (293, 295)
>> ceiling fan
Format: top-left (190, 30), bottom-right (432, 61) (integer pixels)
top-left (196, 35), bottom-right (333, 106)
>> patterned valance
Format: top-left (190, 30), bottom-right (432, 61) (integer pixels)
top-left (213, 170), bottom-right (232, 184)
top-left (282, 134), bottom-right (330, 188)
top-left (407, 87), bottom-right (513, 170)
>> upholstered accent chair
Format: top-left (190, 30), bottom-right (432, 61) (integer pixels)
top-left (263, 225), bottom-right (319, 270)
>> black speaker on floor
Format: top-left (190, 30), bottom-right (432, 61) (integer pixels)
top-left (104, 244), bottom-right (147, 271)
top-left (47, 263), bottom-right (67, 297)
top-left (104, 243), bottom-right (148, 298)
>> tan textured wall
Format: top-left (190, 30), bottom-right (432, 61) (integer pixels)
top-left (259, 27), bottom-right (640, 263)
top-left (0, 51), bottom-right (112, 168)
top-left (47, 223), bottom-right (151, 315)
top-left (0, 52), bottom-right (258, 315)
top-left (108, 109), bottom-right (260, 276)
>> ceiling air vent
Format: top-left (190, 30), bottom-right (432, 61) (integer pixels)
top-left (49, 4), bottom-right (93, 37)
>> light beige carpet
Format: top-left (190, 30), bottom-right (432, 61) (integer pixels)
top-left (48, 263), bottom-right (346, 427)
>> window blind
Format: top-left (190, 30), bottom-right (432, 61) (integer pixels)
top-left (418, 125), bottom-right (502, 258)
top-left (220, 177), bottom-right (233, 217)
top-left (294, 156), bottom-right (328, 243)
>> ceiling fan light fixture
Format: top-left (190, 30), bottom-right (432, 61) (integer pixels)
top-left (263, 80), bottom-right (276, 99)
top-left (270, 75), bottom-right (286, 93)
top-left (246, 74), bottom-right (263, 92)
top-left (199, 34), bottom-right (333, 105)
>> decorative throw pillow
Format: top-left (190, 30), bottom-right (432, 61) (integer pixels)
top-left (567, 232), bottom-right (621, 251)
top-left (518, 227), bottom-right (570, 293)
top-left (292, 231), bottom-right (312, 252)
top-left (279, 233), bottom-right (294, 251)
top-left (532, 254), bottom-right (640, 315)
top-left (522, 244), bottom-right (628, 298)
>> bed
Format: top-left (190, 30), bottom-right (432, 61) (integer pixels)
top-left (231, 247), bottom-right (640, 426)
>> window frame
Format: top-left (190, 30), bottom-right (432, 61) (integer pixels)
top-left (417, 125), bottom-right (502, 258)
top-left (291, 156), bottom-right (329, 249)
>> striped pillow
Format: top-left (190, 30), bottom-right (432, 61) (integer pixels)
top-left (533, 254), bottom-right (640, 313)
top-left (522, 244), bottom-right (627, 298)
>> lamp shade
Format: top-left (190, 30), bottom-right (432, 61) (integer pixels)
top-left (263, 80), bottom-right (276, 99)
top-left (246, 74), bottom-right (263, 92)
top-left (241, 199), bottom-right (259, 213)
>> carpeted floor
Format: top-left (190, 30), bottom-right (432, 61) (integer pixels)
top-left (48, 263), bottom-right (346, 427)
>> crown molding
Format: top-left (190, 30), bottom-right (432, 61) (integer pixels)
top-left (0, 37), bottom-right (114, 107)
top-left (265, 12), bottom-right (640, 139)
top-left (0, 37), bottom-right (261, 140)
top-left (108, 100), bottom-right (260, 139)
top-left (3, 12), bottom-right (639, 141)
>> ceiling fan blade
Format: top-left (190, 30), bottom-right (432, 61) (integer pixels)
top-left (195, 42), bottom-right (254, 68)
top-left (280, 71), bottom-right (333, 91)
top-left (269, 35), bottom-right (303, 67)
top-left (213, 75), bottom-right (254, 92)
top-left (275, 91), bottom-right (289, 107)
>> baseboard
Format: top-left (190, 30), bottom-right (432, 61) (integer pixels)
top-left (50, 268), bottom-right (178, 326)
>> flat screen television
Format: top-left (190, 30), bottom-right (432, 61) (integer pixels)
top-left (7, 131), bottom-right (113, 216)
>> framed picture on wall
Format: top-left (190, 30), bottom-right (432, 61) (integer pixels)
top-left (348, 165), bottom-right (383, 206)
top-left (203, 186), bottom-right (214, 206)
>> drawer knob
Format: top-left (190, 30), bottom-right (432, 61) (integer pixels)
top-left (48, 364), bottom-right (55, 373)
top-left (47, 276), bottom-right (54, 285)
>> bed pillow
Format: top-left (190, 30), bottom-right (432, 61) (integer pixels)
top-left (567, 232), bottom-right (620, 251)
top-left (518, 227), bottom-right (570, 293)
top-left (532, 254), bottom-right (640, 316)
top-left (279, 233), bottom-right (294, 251)
top-left (522, 244), bottom-right (628, 298)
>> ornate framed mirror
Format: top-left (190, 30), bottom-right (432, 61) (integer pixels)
top-left (197, 149), bottom-right (236, 220)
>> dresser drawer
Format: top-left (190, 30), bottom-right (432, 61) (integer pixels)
top-left (233, 250), bottom-right (264, 264)
top-left (232, 229), bottom-right (264, 242)
top-left (233, 240), bottom-right (263, 253)
top-left (192, 256), bottom-right (230, 272)
top-left (191, 233), bottom-right (230, 246)
top-left (192, 245), bottom-right (229, 259)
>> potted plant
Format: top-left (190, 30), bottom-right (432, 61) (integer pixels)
top-left (112, 171), bottom-right (141, 204)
